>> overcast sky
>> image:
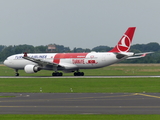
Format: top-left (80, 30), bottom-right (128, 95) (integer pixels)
top-left (0, 0), bottom-right (160, 49)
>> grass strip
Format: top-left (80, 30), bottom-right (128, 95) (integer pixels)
top-left (0, 114), bottom-right (160, 120)
top-left (0, 78), bottom-right (159, 93)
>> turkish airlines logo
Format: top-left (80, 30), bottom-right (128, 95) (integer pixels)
top-left (117, 34), bottom-right (131, 52)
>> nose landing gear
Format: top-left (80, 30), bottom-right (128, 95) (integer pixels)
top-left (15, 69), bottom-right (19, 76)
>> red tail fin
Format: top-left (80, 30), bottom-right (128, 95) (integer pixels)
top-left (109, 27), bottom-right (136, 52)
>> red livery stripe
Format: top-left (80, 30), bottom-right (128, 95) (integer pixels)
top-left (53, 53), bottom-right (88, 64)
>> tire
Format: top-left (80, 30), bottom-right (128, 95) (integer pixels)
top-left (59, 72), bottom-right (63, 76)
top-left (80, 72), bottom-right (84, 76)
top-left (15, 73), bottom-right (19, 76)
top-left (74, 72), bottom-right (84, 76)
top-left (52, 72), bottom-right (63, 76)
top-left (74, 72), bottom-right (77, 76)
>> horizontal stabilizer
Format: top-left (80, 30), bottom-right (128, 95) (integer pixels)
top-left (127, 52), bottom-right (153, 59)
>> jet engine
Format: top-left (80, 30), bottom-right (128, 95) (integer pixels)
top-left (24, 64), bottom-right (41, 74)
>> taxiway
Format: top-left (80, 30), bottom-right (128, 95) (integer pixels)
top-left (0, 93), bottom-right (160, 114)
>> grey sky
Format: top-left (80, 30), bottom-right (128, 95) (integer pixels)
top-left (0, 0), bottom-right (160, 49)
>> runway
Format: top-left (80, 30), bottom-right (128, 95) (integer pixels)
top-left (0, 93), bottom-right (160, 114)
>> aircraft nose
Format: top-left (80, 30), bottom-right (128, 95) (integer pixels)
top-left (3, 59), bottom-right (11, 67)
top-left (3, 59), bottom-right (8, 66)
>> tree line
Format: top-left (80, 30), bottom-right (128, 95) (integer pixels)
top-left (0, 42), bottom-right (160, 63)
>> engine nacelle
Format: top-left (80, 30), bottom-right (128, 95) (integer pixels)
top-left (24, 64), bottom-right (41, 74)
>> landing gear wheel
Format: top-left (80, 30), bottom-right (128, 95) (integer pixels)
top-left (14, 69), bottom-right (19, 76)
top-left (52, 72), bottom-right (63, 76)
top-left (59, 72), bottom-right (63, 76)
top-left (81, 72), bottom-right (84, 76)
top-left (74, 72), bottom-right (84, 76)
top-left (15, 73), bottom-right (19, 76)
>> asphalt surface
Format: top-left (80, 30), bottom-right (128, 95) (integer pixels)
top-left (0, 93), bottom-right (160, 114)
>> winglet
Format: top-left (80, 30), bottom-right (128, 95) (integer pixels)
top-left (109, 27), bottom-right (136, 52)
top-left (24, 52), bottom-right (28, 57)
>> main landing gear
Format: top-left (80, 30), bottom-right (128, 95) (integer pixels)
top-left (74, 72), bottom-right (84, 76)
top-left (52, 71), bottom-right (84, 76)
top-left (52, 72), bottom-right (63, 76)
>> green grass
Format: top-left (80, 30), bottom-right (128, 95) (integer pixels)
top-left (0, 78), bottom-right (160, 93)
top-left (0, 114), bottom-right (160, 120)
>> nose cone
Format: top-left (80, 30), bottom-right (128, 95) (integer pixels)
top-left (4, 56), bottom-right (15, 68)
top-left (3, 59), bottom-right (8, 66)
top-left (4, 58), bottom-right (12, 67)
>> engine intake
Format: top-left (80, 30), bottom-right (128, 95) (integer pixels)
top-left (24, 64), bottom-right (41, 74)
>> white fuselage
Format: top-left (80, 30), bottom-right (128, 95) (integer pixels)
top-left (4, 52), bottom-right (126, 71)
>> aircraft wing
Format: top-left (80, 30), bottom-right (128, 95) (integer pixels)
top-left (22, 53), bottom-right (58, 67)
top-left (22, 53), bottom-right (78, 71)
top-left (127, 52), bottom-right (153, 59)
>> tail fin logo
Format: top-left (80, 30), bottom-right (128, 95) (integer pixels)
top-left (117, 34), bottom-right (131, 52)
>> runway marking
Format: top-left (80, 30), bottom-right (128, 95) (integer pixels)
top-left (0, 93), bottom-right (137, 103)
top-left (134, 93), bottom-right (160, 99)
top-left (61, 94), bottom-right (136, 100)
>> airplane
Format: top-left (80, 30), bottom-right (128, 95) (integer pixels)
top-left (3, 27), bottom-right (153, 76)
